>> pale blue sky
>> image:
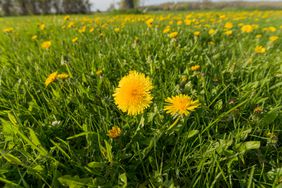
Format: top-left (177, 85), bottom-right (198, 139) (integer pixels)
top-left (91, 0), bottom-right (180, 11)
top-left (91, 0), bottom-right (282, 10)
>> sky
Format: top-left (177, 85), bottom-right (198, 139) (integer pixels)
top-left (91, 0), bottom-right (282, 11)
top-left (91, 0), bottom-right (179, 11)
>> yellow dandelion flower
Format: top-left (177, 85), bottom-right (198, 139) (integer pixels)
top-left (255, 46), bottom-right (266, 54)
top-left (224, 30), bottom-right (232, 36)
top-left (208, 29), bottom-right (216, 36)
top-left (107, 126), bottom-right (122, 139)
top-left (168, 31), bottom-right (178, 39)
top-left (113, 71), bottom-right (153, 116)
top-left (241, 25), bottom-right (253, 33)
top-left (89, 27), bottom-right (94, 33)
top-left (114, 28), bottom-right (120, 33)
top-left (45, 72), bottom-right (58, 87)
top-left (177, 20), bottom-right (183, 25)
top-left (146, 18), bottom-right (154, 28)
top-left (3, 27), bottom-right (14, 33)
top-left (72, 37), bottom-right (78, 43)
top-left (185, 19), bottom-right (192, 26)
top-left (191, 65), bottom-right (200, 71)
top-left (194, 31), bottom-right (200, 36)
top-left (164, 94), bottom-right (200, 117)
top-left (256, 34), bottom-right (262, 39)
top-left (57, 73), bottom-right (69, 79)
top-left (39, 23), bottom-right (45, 31)
top-left (163, 26), bottom-right (170, 34)
top-left (64, 15), bottom-right (70, 21)
top-left (254, 106), bottom-right (263, 113)
top-left (96, 70), bottom-right (103, 76)
top-left (224, 22), bottom-right (233, 29)
top-left (32, 35), bottom-right (38, 40)
top-left (269, 36), bottom-right (278, 42)
top-left (78, 26), bottom-right (86, 33)
top-left (67, 22), bottom-right (75, 28)
top-left (41, 41), bottom-right (51, 49)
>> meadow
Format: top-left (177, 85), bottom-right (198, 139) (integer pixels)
top-left (0, 10), bottom-right (282, 187)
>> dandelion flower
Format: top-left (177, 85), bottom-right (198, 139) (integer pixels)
top-left (191, 65), bottom-right (200, 71)
top-left (164, 94), bottom-right (200, 117)
top-left (114, 28), bottom-right (120, 33)
top-left (169, 32), bottom-right (178, 39)
top-left (194, 31), bottom-right (200, 36)
top-left (72, 37), bottom-right (78, 43)
top-left (3, 27), bottom-right (13, 33)
top-left (45, 72), bottom-right (58, 87)
top-left (269, 36), bottom-right (278, 42)
top-left (208, 29), bottom-right (216, 36)
top-left (255, 46), bottom-right (266, 54)
top-left (64, 15), bottom-right (70, 21)
top-left (224, 22), bottom-right (233, 29)
top-left (241, 25), bottom-right (253, 33)
top-left (163, 26), bottom-right (170, 34)
top-left (107, 126), bottom-right (121, 139)
top-left (57, 73), bottom-right (69, 79)
top-left (89, 27), bottom-right (94, 33)
top-left (146, 18), bottom-right (154, 28)
top-left (41, 41), bottom-right (51, 49)
top-left (224, 30), bottom-right (232, 36)
top-left (113, 71), bottom-right (153, 116)
top-left (31, 35), bottom-right (37, 40)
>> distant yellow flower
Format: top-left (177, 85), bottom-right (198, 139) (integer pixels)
top-left (39, 23), bottom-right (45, 31)
top-left (89, 27), bottom-right (94, 33)
top-left (241, 25), bottom-right (253, 33)
top-left (269, 36), bottom-right (279, 42)
top-left (255, 46), bottom-right (266, 54)
top-left (64, 15), bottom-right (70, 21)
top-left (146, 18), bottom-right (154, 28)
top-left (254, 106), bottom-right (263, 113)
top-left (177, 20), bottom-right (183, 25)
top-left (185, 19), bottom-right (192, 25)
top-left (113, 71), bottom-right (153, 116)
top-left (114, 28), bottom-right (120, 33)
top-left (41, 41), bottom-right (51, 49)
top-left (224, 22), bottom-right (233, 29)
top-left (3, 27), bottom-right (13, 33)
top-left (169, 31), bottom-right (178, 39)
top-left (163, 26), bottom-right (170, 34)
top-left (208, 29), bottom-right (216, 36)
top-left (45, 72), bottom-right (58, 87)
top-left (194, 31), bottom-right (200, 36)
top-left (224, 30), bottom-right (232, 36)
top-left (96, 70), bottom-right (103, 76)
top-left (107, 126), bottom-right (121, 139)
top-left (191, 65), bottom-right (200, 71)
top-left (164, 94), bottom-right (200, 117)
top-left (67, 22), bottom-right (75, 28)
top-left (72, 37), bottom-right (78, 43)
top-left (57, 73), bottom-right (69, 79)
top-left (78, 26), bottom-right (86, 33)
top-left (256, 34), bottom-right (262, 39)
top-left (32, 35), bottom-right (38, 40)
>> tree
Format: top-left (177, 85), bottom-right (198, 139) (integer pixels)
top-left (121, 0), bottom-right (140, 9)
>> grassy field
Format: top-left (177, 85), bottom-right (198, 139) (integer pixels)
top-left (0, 11), bottom-right (282, 187)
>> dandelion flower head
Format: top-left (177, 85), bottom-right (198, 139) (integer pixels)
top-left (113, 71), bottom-right (153, 116)
top-left (164, 94), bottom-right (200, 117)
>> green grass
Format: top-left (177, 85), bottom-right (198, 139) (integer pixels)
top-left (0, 11), bottom-right (282, 187)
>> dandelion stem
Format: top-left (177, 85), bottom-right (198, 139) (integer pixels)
top-left (167, 116), bottom-right (181, 131)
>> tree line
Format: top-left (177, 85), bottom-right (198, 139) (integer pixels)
top-left (0, 0), bottom-right (91, 16)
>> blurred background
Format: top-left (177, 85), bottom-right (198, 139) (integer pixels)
top-left (0, 0), bottom-right (282, 16)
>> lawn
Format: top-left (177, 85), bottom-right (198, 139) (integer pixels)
top-left (0, 11), bottom-right (282, 187)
